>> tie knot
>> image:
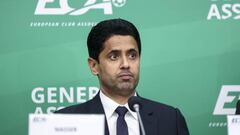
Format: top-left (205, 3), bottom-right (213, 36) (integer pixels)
top-left (115, 106), bottom-right (128, 116)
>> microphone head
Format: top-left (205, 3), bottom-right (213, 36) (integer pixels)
top-left (128, 96), bottom-right (142, 112)
top-left (236, 100), bottom-right (240, 114)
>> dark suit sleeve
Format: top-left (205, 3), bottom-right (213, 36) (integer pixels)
top-left (176, 108), bottom-right (190, 135)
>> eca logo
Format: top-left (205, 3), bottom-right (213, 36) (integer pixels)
top-left (35, 0), bottom-right (127, 15)
top-left (213, 85), bottom-right (240, 115)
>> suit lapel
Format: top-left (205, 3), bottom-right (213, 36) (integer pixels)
top-left (85, 92), bottom-right (105, 113)
top-left (82, 93), bottom-right (110, 135)
top-left (139, 98), bottom-right (158, 135)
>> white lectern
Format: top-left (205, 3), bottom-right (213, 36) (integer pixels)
top-left (227, 115), bottom-right (240, 135)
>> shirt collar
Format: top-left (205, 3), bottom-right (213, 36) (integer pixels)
top-left (99, 90), bottom-right (138, 120)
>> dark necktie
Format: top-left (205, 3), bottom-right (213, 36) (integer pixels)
top-left (115, 106), bottom-right (129, 135)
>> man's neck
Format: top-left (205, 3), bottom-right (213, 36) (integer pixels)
top-left (100, 88), bottom-right (135, 105)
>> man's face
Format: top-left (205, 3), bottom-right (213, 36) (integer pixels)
top-left (89, 35), bottom-right (140, 97)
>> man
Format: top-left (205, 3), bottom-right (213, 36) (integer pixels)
top-left (56, 18), bottom-right (190, 135)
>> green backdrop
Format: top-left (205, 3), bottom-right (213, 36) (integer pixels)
top-left (1, 0), bottom-right (240, 135)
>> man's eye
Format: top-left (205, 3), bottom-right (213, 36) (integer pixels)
top-left (129, 53), bottom-right (137, 59)
top-left (109, 54), bottom-right (118, 60)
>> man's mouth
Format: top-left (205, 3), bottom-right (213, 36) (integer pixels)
top-left (118, 72), bottom-right (133, 80)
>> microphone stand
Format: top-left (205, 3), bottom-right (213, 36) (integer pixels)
top-left (133, 104), bottom-right (146, 135)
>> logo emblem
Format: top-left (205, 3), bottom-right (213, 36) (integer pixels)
top-left (35, 0), bottom-right (127, 15)
top-left (213, 85), bottom-right (240, 115)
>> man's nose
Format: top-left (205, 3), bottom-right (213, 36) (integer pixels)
top-left (120, 56), bottom-right (130, 69)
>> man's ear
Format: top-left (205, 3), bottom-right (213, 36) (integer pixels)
top-left (88, 57), bottom-right (99, 76)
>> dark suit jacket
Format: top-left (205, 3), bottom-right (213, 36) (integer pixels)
top-left (55, 93), bottom-right (189, 135)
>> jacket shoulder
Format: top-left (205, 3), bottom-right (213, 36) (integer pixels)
top-left (141, 97), bottom-right (177, 112)
top-left (55, 102), bottom-right (89, 114)
top-left (55, 93), bottom-right (104, 114)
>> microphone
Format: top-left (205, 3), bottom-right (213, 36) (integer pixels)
top-left (236, 100), bottom-right (240, 114)
top-left (128, 96), bottom-right (146, 135)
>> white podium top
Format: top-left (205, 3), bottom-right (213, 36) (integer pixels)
top-left (29, 114), bottom-right (105, 135)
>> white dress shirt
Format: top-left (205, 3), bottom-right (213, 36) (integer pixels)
top-left (99, 91), bottom-right (140, 135)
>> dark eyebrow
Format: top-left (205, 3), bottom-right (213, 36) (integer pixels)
top-left (128, 48), bottom-right (138, 53)
top-left (107, 48), bottom-right (138, 55)
top-left (109, 49), bottom-right (120, 53)
top-left (108, 50), bottom-right (120, 55)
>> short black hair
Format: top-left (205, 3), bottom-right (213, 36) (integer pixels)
top-left (87, 18), bottom-right (141, 61)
